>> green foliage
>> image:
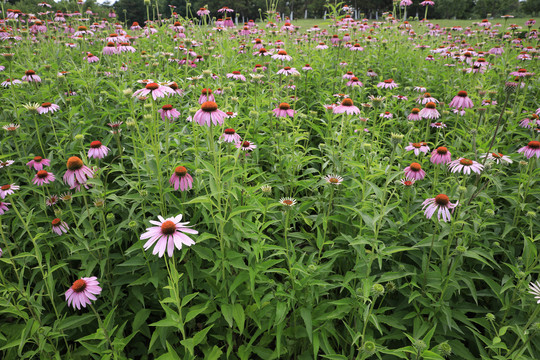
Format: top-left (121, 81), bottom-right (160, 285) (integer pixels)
top-left (0, 7), bottom-right (539, 360)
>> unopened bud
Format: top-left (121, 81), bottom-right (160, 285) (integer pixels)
top-left (362, 341), bottom-right (376, 355)
top-left (437, 342), bottom-right (452, 357)
top-left (371, 283), bottom-right (385, 297)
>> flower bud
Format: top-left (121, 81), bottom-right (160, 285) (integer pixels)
top-left (437, 342), bottom-right (452, 357)
top-left (126, 118), bottom-right (136, 127)
top-left (371, 283), bottom-right (385, 297)
top-left (362, 341), bottom-right (376, 355)
top-left (390, 132), bottom-right (404, 145)
top-left (413, 340), bottom-right (427, 352)
top-left (385, 281), bottom-right (396, 293)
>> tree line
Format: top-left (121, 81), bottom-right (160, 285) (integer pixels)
top-left (5, 0), bottom-right (540, 25)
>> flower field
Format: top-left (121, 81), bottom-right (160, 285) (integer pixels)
top-left (0, 2), bottom-right (540, 359)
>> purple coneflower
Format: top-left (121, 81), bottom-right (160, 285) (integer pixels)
top-left (408, 108), bottom-right (422, 121)
top-left (405, 142), bottom-right (430, 155)
top-left (333, 98), bottom-right (360, 115)
top-left (419, 102), bottom-right (440, 119)
top-left (431, 147), bottom-right (451, 164)
top-left (51, 218), bottom-right (69, 235)
top-left (37, 102), bottom-right (60, 114)
top-left (0, 202), bottom-right (10, 214)
top-left (198, 88), bottom-right (214, 104)
top-left (63, 156), bottom-right (94, 187)
top-left (27, 156), bottom-right (50, 171)
top-left (517, 141), bottom-right (540, 159)
top-left (346, 77), bottom-right (363, 87)
top-left (0, 160), bottom-right (14, 168)
top-left (140, 215), bottom-right (197, 257)
top-left (273, 102), bottom-right (296, 117)
top-left (65, 276), bottom-right (102, 310)
top-left (84, 53), bottom-right (99, 63)
top-left (342, 71), bottom-right (355, 80)
top-left (449, 91), bottom-right (474, 109)
top-left (422, 194), bottom-right (458, 222)
top-left (448, 158), bottom-right (483, 174)
top-left (280, 197), bottom-right (297, 206)
top-left (0, 184), bottom-right (19, 199)
top-left (324, 174), bottom-right (343, 185)
top-left (236, 140), bottom-right (257, 151)
top-left (33, 170), bottom-right (55, 185)
top-left (103, 42), bottom-right (118, 55)
top-left (480, 152), bottom-right (512, 164)
top-left (377, 79), bottom-right (398, 89)
top-left (46, 195), bottom-right (59, 206)
top-left (380, 111), bottom-right (393, 119)
top-left (133, 82), bottom-right (175, 100)
top-left (400, 178), bottom-right (415, 186)
top-left (519, 114), bottom-right (540, 129)
top-left (169, 166), bottom-right (193, 191)
top-left (529, 281), bottom-right (540, 304)
top-left (226, 71), bottom-right (246, 81)
top-left (193, 101), bottom-right (227, 126)
top-left (197, 7), bottom-right (210, 16)
top-left (220, 128), bottom-right (241, 143)
top-left (366, 69), bottom-right (378, 78)
top-left (88, 141), bottom-right (109, 159)
top-left (22, 70), bottom-right (41, 83)
top-left (1, 79), bottom-right (22, 87)
top-left (404, 163), bottom-right (426, 180)
top-left (277, 66), bottom-right (299, 76)
top-left (272, 50), bottom-right (293, 61)
top-left (431, 122), bottom-right (447, 128)
top-left (316, 42), bottom-right (329, 50)
top-left (158, 104), bottom-right (181, 122)
top-left (417, 92), bottom-right (439, 105)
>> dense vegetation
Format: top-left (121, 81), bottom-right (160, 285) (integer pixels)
top-left (0, 1), bottom-right (539, 359)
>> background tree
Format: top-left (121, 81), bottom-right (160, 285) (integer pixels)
top-left (522, 0), bottom-right (540, 15)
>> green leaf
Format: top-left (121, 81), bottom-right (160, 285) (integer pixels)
top-left (57, 314), bottom-right (95, 331)
top-left (132, 309), bottom-right (151, 332)
top-left (233, 303), bottom-right (245, 334)
top-left (221, 304), bottom-right (234, 328)
top-left (185, 302), bottom-right (209, 323)
top-left (300, 307), bottom-right (312, 343)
